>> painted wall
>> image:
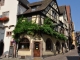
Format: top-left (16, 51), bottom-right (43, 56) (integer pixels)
top-left (42, 34), bottom-right (64, 55)
top-left (0, 0), bottom-right (19, 54)
top-left (18, 34), bottom-right (65, 56)
top-left (18, 35), bottom-right (32, 56)
top-left (72, 31), bottom-right (76, 46)
top-left (0, 0), bottom-right (28, 54)
top-left (59, 14), bottom-right (69, 37)
top-left (46, 6), bottom-right (59, 23)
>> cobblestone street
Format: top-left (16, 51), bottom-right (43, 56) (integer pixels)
top-left (44, 49), bottom-right (80, 60)
top-left (0, 49), bottom-right (80, 60)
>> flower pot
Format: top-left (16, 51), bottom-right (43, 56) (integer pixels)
top-left (0, 17), bottom-right (9, 22)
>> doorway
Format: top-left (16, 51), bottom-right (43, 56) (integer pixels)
top-left (0, 40), bottom-right (4, 56)
top-left (33, 42), bottom-right (40, 57)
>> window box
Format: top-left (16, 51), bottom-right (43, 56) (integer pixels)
top-left (0, 17), bottom-right (9, 22)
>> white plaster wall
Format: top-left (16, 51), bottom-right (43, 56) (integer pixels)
top-left (52, 2), bottom-right (58, 12)
top-left (46, 8), bottom-right (52, 19)
top-left (18, 35), bottom-right (32, 56)
top-left (42, 34), bottom-right (56, 55)
top-left (0, 0), bottom-right (19, 54)
top-left (32, 15), bottom-right (37, 23)
top-left (59, 15), bottom-right (69, 37)
top-left (46, 7), bottom-right (59, 23)
top-left (59, 16), bottom-right (64, 23)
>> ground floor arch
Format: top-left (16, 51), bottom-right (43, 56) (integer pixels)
top-left (18, 38), bottom-right (30, 50)
top-left (46, 38), bottom-right (53, 51)
top-left (56, 41), bottom-right (61, 54)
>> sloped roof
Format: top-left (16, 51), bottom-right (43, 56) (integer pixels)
top-left (59, 6), bottom-right (66, 14)
top-left (23, 0), bottom-right (54, 14)
top-left (18, 0), bottom-right (29, 8)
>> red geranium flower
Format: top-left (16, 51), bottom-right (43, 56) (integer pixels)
top-left (0, 17), bottom-right (9, 22)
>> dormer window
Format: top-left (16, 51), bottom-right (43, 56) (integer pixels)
top-left (31, 6), bottom-right (36, 11)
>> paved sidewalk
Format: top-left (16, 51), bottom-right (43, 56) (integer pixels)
top-left (44, 49), bottom-right (78, 60)
top-left (0, 49), bottom-right (77, 60)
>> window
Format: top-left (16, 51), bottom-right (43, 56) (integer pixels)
top-left (32, 6), bottom-right (36, 11)
top-left (34, 42), bottom-right (40, 50)
top-left (53, 3), bottom-right (57, 10)
top-left (60, 28), bottom-right (64, 34)
top-left (31, 5), bottom-right (41, 11)
top-left (45, 6), bottom-right (50, 12)
top-left (2, 11), bottom-right (9, 17)
top-left (46, 38), bottom-right (53, 51)
top-left (42, 11), bottom-right (46, 14)
top-left (6, 31), bottom-right (12, 36)
top-left (18, 38), bottom-right (30, 50)
top-left (27, 17), bottom-right (32, 21)
top-left (54, 27), bottom-right (58, 32)
top-left (50, 1), bottom-right (54, 6)
top-left (52, 11), bottom-right (57, 19)
top-left (0, 0), bottom-right (5, 6)
top-left (6, 32), bottom-right (9, 36)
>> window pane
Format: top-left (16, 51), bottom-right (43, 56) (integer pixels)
top-left (2, 11), bottom-right (9, 17)
top-left (1, 0), bottom-right (5, 6)
top-left (18, 38), bottom-right (30, 50)
top-left (32, 7), bottom-right (36, 11)
top-left (46, 39), bottom-right (52, 51)
top-left (34, 42), bottom-right (39, 50)
top-left (50, 1), bottom-right (54, 6)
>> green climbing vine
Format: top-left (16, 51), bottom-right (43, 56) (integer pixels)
top-left (13, 16), bottom-right (67, 42)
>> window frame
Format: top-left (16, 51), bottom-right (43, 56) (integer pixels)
top-left (0, 0), bottom-right (5, 6)
top-left (46, 38), bottom-right (53, 51)
top-left (52, 11), bottom-right (57, 19)
top-left (2, 11), bottom-right (9, 17)
top-left (18, 38), bottom-right (30, 51)
top-left (31, 6), bottom-right (36, 11)
top-left (6, 31), bottom-right (12, 37)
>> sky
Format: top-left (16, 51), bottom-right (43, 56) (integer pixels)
top-left (28, 0), bottom-right (80, 32)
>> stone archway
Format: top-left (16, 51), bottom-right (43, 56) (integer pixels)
top-left (0, 40), bottom-right (4, 56)
top-left (18, 38), bottom-right (30, 50)
top-left (46, 38), bottom-right (53, 51)
top-left (56, 41), bottom-right (60, 54)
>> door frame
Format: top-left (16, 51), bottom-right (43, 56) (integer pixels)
top-left (33, 41), bottom-right (42, 57)
top-left (33, 42), bottom-right (40, 57)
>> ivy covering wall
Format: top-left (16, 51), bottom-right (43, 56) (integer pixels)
top-left (13, 17), bottom-right (67, 42)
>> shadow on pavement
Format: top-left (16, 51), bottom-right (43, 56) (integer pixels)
top-left (67, 56), bottom-right (80, 60)
top-left (67, 49), bottom-right (80, 60)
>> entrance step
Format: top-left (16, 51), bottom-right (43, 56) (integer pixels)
top-left (34, 57), bottom-right (43, 60)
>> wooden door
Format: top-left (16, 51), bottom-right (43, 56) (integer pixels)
top-left (34, 42), bottom-right (40, 57)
